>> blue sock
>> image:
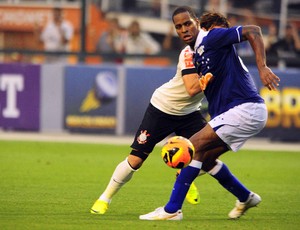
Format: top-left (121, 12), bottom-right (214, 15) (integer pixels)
top-left (212, 163), bottom-right (250, 202)
top-left (164, 161), bottom-right (201, 213)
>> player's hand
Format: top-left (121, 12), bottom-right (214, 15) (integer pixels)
top-left (259, 66), bottom-right (280, 91)
top-left (199, 73), bottom-right (213, 91)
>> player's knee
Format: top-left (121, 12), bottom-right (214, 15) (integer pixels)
top-left (202, 154), bottom-right (218, 171)
top-left (128, 149), bottom-right (149, 169)
top-left (202, 163), bottom-right (212, 172)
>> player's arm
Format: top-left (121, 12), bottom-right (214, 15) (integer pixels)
top-left (183, 72), bottom-right (213, 95)
top-left (182, 72), bottom-right (202, 96)
top-left (180, 46), bottom-right (205, 95)
top-left (241, 25), bottom-right (280, 91)
top-left (179, 47), bottom-right (202, 96)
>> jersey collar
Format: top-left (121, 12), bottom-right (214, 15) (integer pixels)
top-left (194, 29), bottom-right (209, 51)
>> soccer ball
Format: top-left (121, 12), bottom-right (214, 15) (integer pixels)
top-left (161, 136), bottom-right (195, 169)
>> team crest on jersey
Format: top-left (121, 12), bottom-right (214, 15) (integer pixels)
top-left (137, 130), bottom-right (150, 144)
top-left (196, 45), bottom-right (204, 56)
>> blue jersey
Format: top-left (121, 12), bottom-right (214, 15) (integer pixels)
top-left (193, 26), bottom-right (264, 119)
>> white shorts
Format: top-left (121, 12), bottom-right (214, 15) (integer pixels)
top-left (208, 103), bottom-right (268, 152)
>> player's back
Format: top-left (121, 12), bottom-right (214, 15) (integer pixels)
top-left (194, 27), bottom-right (264, 118)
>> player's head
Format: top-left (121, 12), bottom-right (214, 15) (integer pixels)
top-left (53, 7), bottom-right (63, 23)
top-left (200, 12), bottom-right (230, 30)
top-left (128, 20), bottom-right (141, 37)
top-left (172, 6), bottom-right (200, 47)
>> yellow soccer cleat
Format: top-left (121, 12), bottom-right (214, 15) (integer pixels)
top-left (90, 200), bottom-right (109, 214)
top-left (186, 182), bottom-right (200, 205)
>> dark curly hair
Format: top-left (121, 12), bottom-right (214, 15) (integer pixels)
top-left (200, 12), bottom-right (230, 30)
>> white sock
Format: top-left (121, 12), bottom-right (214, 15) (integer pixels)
top-left (207, 159), bottom-right (223, 176)
top-left (99, 158), bottom-right (136, 202)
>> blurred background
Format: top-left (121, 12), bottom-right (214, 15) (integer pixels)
top-left (0, 0), bottom-right (299, 65)
top-left (0, 0), bottom-right (299, 142)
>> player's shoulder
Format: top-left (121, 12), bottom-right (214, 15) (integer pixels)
top-left (209, 26), bottom-right (242, 36)
top-left (179, 45), bottom-right (193, 55)
top-left (178, 45), bottom-right (195, 69)
top-left (178, 46), bottom-right (194, 62)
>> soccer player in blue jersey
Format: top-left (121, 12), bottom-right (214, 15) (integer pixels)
top-left (140, 9), bottom-right (280, 220)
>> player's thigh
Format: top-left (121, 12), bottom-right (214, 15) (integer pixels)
top-left (176, 111), bottom-right (207, 138)
top-left (189, 124), bottom-right (222, 153)
top-left (131, 104), bottom-right (176, 153)
top-left (209, 103), bottom-right (267, 152)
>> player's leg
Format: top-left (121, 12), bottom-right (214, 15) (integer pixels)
top-left (140, 124), bottom-right (218, 220)
top-left (175, 111), bottom-right (207, 205)
top-left (91, 103), bottom-right (173, 214)
top-left (203, 158), bottom-right (261, 219)
top-left (206, 103), bottom-right (267, 218)
top-left (90, 154), bottom-right (141, 214)
top-left (176, 169), bottom-right (203, 205)
top-left (199, 140), bottom-right (252, 205)
top-left (140, 103), bottom-right (267, 220)
top-left (163, 124), bottom-right (221, 213)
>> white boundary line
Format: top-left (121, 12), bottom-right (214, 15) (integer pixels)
top-left (0, 131), bottom-right (299, 152)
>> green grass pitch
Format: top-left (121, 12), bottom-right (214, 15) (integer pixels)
top-left (0, 140), bottom-right (300, 230)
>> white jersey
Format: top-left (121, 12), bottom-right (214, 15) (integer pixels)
top-left (41, 20), bottom-right (74, 52)
top-left (124, 32), bottom-right (161, 55)
top-left (150, 46), bottom-right (204, 115)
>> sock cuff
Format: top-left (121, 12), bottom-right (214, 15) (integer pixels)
top-left (208, 159), bottom-right (223, 175)
top-left (189, 160), bottom-right (203, 169)
top-left (125, 157), bottom-right (138, 172)
top-left (99, 195), bottom-right (111, 203)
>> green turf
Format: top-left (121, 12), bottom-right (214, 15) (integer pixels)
top-left (0, 140), bottom-right (300, 230)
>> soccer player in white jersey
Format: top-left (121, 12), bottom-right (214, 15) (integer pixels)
top-left (90, 7), bottom-right (210, 215)
top-left (140, 9), bottom-right (280, 220)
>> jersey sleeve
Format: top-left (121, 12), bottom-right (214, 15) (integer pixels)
top-left (208, 26), bottom-right (243, 49)
top-left (179, 46), bottom-right (197, 76)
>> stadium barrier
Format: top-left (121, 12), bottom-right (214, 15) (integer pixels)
top-left (0, 62), bottom-right (299, 142)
